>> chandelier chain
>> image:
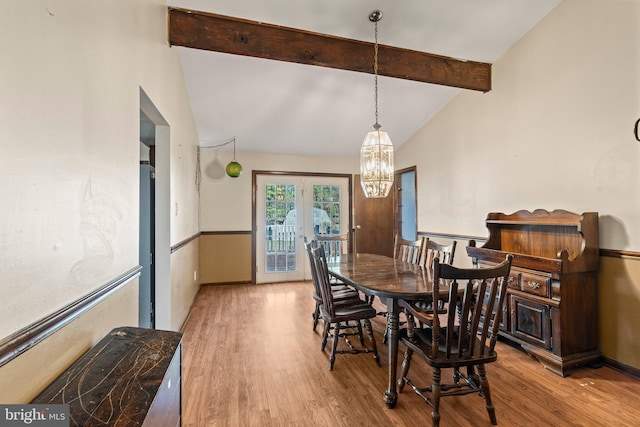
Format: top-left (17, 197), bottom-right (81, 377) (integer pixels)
top-left (374, 19), bottom-right (379, 127)
top-left (361, 10), bottom-right (393, 199)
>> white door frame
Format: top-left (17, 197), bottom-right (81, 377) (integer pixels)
top-left (140, 88), bottom-right (171, 329)
top-left (252, 171), bottom-right (352, 284)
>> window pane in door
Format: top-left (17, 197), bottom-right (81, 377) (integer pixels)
top-left (313, 185), bottom-right (341, 235)
top-left (265, 184), bottom-right (297, 272)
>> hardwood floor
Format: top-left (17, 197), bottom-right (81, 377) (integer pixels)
top-left (181, 282), bottom-right (640, 426)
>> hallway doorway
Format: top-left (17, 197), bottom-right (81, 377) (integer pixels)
top-left (139, 88), bottom-right (171, 329)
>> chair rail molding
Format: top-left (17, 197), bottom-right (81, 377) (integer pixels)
top-left (0, 266), bottom-right (142, 368)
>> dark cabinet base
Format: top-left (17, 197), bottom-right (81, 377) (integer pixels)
top-left (499, 333), bottom-right (602, 377)
top-left (32, 327), bottom-right (182, 427)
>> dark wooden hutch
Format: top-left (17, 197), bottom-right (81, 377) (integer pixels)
top-left (466, 209), bottom-right (601, 376)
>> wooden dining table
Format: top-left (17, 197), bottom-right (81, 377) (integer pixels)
top-left (327, 252), bottom-right (442, 409)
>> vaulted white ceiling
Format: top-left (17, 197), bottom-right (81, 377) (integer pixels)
top-left (168, 0), bottom-right (561, 157)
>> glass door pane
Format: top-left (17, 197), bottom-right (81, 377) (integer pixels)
top-left (312, 184), bottom-right (341, 235)
top-left (256, 175), bottom-right (304, 283)
top-left (265, 183), bottom-right (297, 273)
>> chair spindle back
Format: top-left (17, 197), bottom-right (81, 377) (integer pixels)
top-left (431, 254), bottom-right (513, 360)
top-left (393, 235), bottom-right (425, 265)
top-left (309, 245), bottom-right (336, 317)
top-left (314, 233), bottom-right (349, 262)
top-left (423, 239), bottom-right (457, 270)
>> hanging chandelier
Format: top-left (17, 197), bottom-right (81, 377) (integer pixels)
top-left (360, 9), bottom-right (394, 199)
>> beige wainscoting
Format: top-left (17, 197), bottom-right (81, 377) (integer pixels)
top-left (599, 253), bottom-right (640, 372)
top-left (199, 232), bottom-right (252, 284)
top-left (0, 280), bottom-right (139, 403)
top-left (1, 236), bottom-right (205, 403)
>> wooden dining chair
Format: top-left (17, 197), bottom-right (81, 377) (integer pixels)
top-left (379, 235), bottom-right (427, 342)
top-left (305, 238), bottom-right (359, 332)
top-left (310, 244), bottom-right (380, 370)
top-left (423, 238), bottom-right (457, 271)
top-left (314, 233), bottom-right (349, 261)
top-left (314, 233), bottom-right (350, 286)
top-left (393, 235), bottom-right (426, 265)
top-left (397, 254), bottom-right (513, 427)
top-left (409, 238), bottom-right (458, 324)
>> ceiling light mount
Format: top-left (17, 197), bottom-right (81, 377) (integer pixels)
top-left (369, 10), bottom-right (382, 23)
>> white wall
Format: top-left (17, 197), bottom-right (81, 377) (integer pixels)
top-left (198, 150), bottom-right (359, 231)
top-left (397, 0), bottom-right (640, 250)
top-left (0, 0), bottom-right (199, 339)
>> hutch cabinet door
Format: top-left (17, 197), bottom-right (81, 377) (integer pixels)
top-left (510, 295), bottom-right (552, 350)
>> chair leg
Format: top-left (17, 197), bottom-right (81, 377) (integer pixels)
top-left (356, 320), bottom-right (365, 345)
top-left (321, 320), bottom-right (330, 351)
top-left (466, 365), bottom-right (478, 385)
top-left (452, 368), bottom-right (463, 386)
top-left (329, 322), bottom-right (340, 370)
top-left (363, 318), bottom-right (380, 367)
top-left (397, 347), bottom-right (413, 392)
top-left (312, 302), bottom-right (320, 331)
top-left (477, 364), bottom-right (497, 425)
top-left (431, 367), bottom-right (442, 427)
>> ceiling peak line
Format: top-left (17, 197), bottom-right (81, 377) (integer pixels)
top-left (168, 7), bottom-right (492, 92)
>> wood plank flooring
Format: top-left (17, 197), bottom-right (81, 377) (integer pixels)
top-left (181, 282), bottom-right (640, 426)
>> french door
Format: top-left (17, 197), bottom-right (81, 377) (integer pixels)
top-left (255, 174), bottom-right (350, 283)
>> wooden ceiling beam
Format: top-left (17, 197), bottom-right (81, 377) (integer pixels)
top-left (168, 8), bottom-right (491, 92)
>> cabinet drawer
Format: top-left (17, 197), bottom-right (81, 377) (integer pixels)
top-left (507, 273), bottom-right (520, 290)
top-left (510, 296), bottom-right (551, 349)
top-left (518, 272), bottom-right (550, 297)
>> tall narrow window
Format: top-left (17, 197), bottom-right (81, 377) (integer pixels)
top-left (396, 169), bottom-right (417, 240)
